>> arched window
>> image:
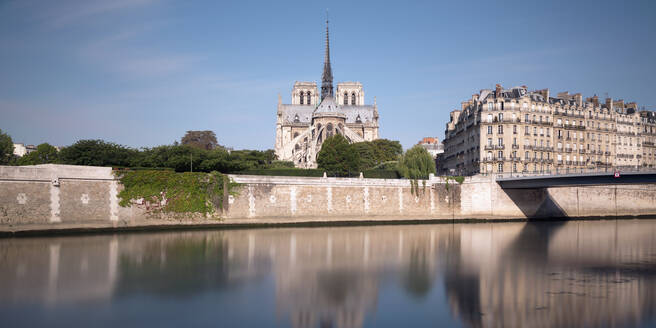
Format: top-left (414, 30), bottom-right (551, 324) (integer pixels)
top-left (299, 92), bottom-right (304, 105)
top-left (293, 132), bottom-right (299, 139)
top-left (306, 91), bottom-right (311, 105)
top-left (327, 123), bottom-right (334, 137)
top-left (355, 114), bottom-right (362, 123)
top-left (343, 92), bottom-right (348, 105)
top-left (351, 92), bottom-right (356, 105)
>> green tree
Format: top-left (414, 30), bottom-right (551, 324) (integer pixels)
top-left (398, 145), bottom-right (435, 180)
top-left (371, 139), bottom-right (403, 163)
top-left (181, 130), bottom-right (219, 150)
top-left (17, 143), bottom-right (59, 165)
top-left (0, 129), bottom-right (13, 165)
top-left (58, 139), bottom-right (137, 167)
top-left (317, 134), bottom-right (360, 177)
top-left (352, 139), bottom-right (403, 170)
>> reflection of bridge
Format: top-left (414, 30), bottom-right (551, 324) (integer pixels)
top-left (496, 170), bottom-right (656, 189)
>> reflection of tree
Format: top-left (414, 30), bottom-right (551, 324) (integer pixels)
top-left (116, 235), bottom-right (230, 297)
top-left (402, 246), bottom-right (433, 300)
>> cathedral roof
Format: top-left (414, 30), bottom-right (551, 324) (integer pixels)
top-left (313, 96), bottom-right (345, 118)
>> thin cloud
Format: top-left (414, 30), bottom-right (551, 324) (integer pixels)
top-left (35, 0), bottom-right (159, 27)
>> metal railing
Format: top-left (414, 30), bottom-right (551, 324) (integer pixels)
top-left (492, 166), bottom-right (656, 179)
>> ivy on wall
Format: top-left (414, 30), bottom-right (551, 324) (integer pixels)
top-left (115, 170), bottom-right (239, 214)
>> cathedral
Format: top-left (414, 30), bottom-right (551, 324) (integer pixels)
top-left (275, 20), bottom-right (380, 168)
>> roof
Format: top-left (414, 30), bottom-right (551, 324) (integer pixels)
top-left (279, 100), bottom-right (376, 124)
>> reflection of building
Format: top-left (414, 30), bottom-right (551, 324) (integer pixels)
top-left (446, 220), bottom-right (656, 328)
top-left (2, 221), bottom-right (655, 328)
top-left (274, 20), bottom-right (380, 168)
top-left (441, 84), bottom-right (656, 175)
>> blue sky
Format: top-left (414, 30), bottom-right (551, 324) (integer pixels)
top-left (1, 0), bottom-right (655, 150)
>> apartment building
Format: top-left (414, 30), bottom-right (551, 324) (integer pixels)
top-left (439, 84), bottom-right (656, 175)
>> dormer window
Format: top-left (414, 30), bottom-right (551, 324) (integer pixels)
top-left (356, 114), bottom-right (362, 123)
top-left (294, 114), bottom-right (300, 123)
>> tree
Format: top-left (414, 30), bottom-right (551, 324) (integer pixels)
top-left (16, 143), bottom-right (59, 165)
top-left (0, 129), bottom-right (13, 165)
top-left (181, 131), bottom-right (219, 150)
top-left (317, 134), bottom-right (361, 177)
top-left (351, 139), bottom-right (403, 170)
top-left (371, 139), bottom-right (403, 163)
top-left (58, 139), bottom-right (137, 167)
top-left (397, 145), bottom-right (436, 180)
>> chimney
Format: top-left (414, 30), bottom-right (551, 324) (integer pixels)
top-left (495, 84), bottom-right (502, 98)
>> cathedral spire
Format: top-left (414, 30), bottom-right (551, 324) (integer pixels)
top-left (320, 17), bottom-right (333, 101)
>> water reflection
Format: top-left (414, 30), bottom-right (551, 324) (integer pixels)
top-left (0, 220), bottom-right (655, 327)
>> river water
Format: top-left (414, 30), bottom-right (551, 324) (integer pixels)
top-left (1, 219), bottom-right (656, 328)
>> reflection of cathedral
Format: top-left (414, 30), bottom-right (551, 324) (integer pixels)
top-left (275, 20), bottom-right (380, 168)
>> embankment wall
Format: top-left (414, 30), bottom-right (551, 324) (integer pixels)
top-left (1, 165), bottom-right (655, 233)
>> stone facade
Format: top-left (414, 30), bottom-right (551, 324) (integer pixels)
top-left (440, 84), bottom-right (656, 175)
top-left (274, 21), bottom-right (379, 168)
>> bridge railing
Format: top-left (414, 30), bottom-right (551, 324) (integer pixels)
top-left (487, 166), bottom-right (656, 179)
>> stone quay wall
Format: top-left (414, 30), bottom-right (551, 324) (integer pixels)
top-left (1, 165), bottom-right (655, 233)
top-left (0, 165), bottom-right (131, 226)
top-left (227, 174), bottom-right (656, 220)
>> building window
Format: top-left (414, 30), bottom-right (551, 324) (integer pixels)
top-left (307, 91), bottom-right (312, 105)
top-left (498, 125), bottom-right (503, 134)
top-left (498, 163), bottom-right (503, 172)
top-left (499, 113), bottom-right (504, 121)
top-left (488, 103), bottom-right (493, 111)
top-left (488, 138), bottom-right (492, 146)
top-left (299, 92), bottom-right (304, 105)
top-left (488, 126), bottom-right (492, 134)
top-left (498, 151), bottom-right (503, 158)
top-left (498, 138), bottom-right (503, 146)
top-left (351, 92), bottom-right (356, 105)
top-left (513, 125), bottom-right (517, 134)
top-left (343, 92), bottom-right (348, 105)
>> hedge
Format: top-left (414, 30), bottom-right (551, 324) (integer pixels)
top-left (363, 169), bottom-right (401, 179)
top-left (233, 168), bottom-right (402, 179)
top-left (234, 168), bottom-right (325, 177)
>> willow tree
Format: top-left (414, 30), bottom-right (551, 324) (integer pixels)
top-left (398, 145), bottom-right (435, 194)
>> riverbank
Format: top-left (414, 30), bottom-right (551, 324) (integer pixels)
top-left (3, 214), bottom-right (655, 237)
top-left (3, 165), bottom-right (656, 236)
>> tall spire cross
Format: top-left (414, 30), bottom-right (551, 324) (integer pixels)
top-left (320, 16), bottom-right (333, 101)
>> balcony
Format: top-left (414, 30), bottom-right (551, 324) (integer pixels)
top-left (512, 144), bottom-right (519, 149)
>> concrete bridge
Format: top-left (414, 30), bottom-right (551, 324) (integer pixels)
top-left (496, 170), bottom-right (656, 189)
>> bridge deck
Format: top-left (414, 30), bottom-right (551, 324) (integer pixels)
top-left (496, 171), bottom-right (656, 189)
